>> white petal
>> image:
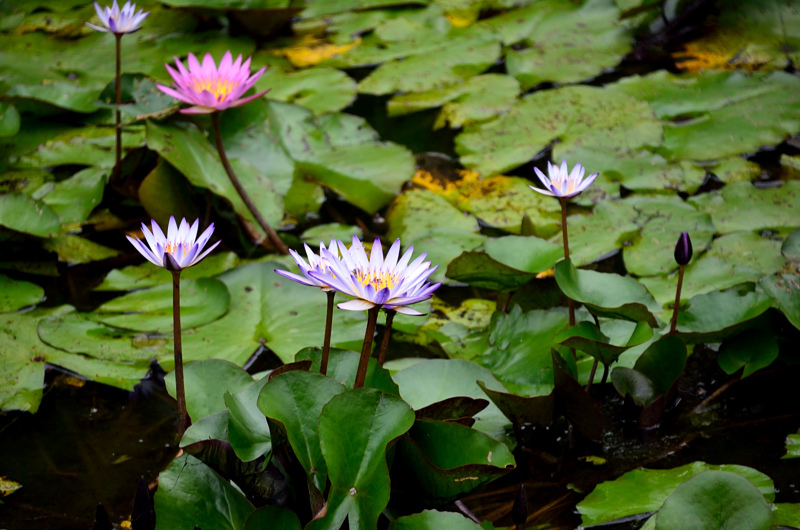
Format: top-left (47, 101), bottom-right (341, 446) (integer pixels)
top-left (338, 299), bottom-right (377, 311)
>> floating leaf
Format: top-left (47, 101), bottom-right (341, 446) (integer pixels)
top-left (390, 510), bottom-right (484, 529)
top-left (577, 461), bottom-right (774, 527)
top-left (689, 181), bottom-right (800, 234)
top-left (655, 471), bottom-right (773, 530)
top-left (295, 347), bottom-right (400, 395)
top-left (0, 193), bottom-right (60, 238)
top-left (717, 329), bottom-right (779, 378)
top-left (225, 377), bottom-right (272, 463)
top-left (300, 223), bottom-right (363, 246)
top-left (0, 103), bottom-right (21, 137)
top-left (386, 188), bottom-right (479, 242)
top-left (166, 359), bottom-right (254, 422)
top-left (17, 125), bottom-right (145, 170)
top-left (138, 162), bottom-right (201, 228)
top-left (307, 388), bottom-right (415, 530)
top-left (631, 335), bottom-right (686, 396)
top-left (556, 320), bottom-right (653, 367)
top-left (0, 274), bottom-right (44, 312)
top-left (43, 235), bottom-right (120, 265)
top-left (456, 85), bottom-right (661, 177)
top-left (759, 272), bottom-right (800, 331)
top-left (258, 371), bottom-right (346, 491)
top-left (446, 235), bottom-right (563, 290)
top-left (504, 0), bottom-right (632, 89)
top-left (95, 252), bottom-right (239, 292)
top-left (555, 200), bottom-right (640, 266)
top-left (154, 454), bottom-right (255, 530)
top-left (706, 231), bottom-right (786, 276)
top-left (676, 288), bottom-right (774, 343)
top-left (0, 312), bottom-right (49, 412)
top-left (555, 258), bottom-right (660, 326)
top-left (91, 278), bottom-right (230, 333)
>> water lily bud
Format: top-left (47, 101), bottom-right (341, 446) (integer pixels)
top-left (674, 232), bottom-right (693, 266)
top-left (511, 484), bottom-right (528, 526)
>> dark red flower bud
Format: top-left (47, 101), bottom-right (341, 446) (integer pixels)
top-left (512, 484), bottom-right (528, 526)
top-left (674, 232), bottom-right (693, 266)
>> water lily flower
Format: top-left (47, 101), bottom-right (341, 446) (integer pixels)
top-left (311, 237), bottom-right (441, 316)
top-left (530, 160), bottom-right (598, 198)
top-left (275, 240), bottom-right (342, 291)
top-left (156, 51), bottom-right (270, 114)
top-left (126, 217), bottom-right (220, 270)
top-left (85, 0), bottom-right (149, 34)
top-left (674, 231), bottom-right (693, 266)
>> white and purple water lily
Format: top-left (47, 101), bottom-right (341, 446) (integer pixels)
top-left (156, 51), bottom-right (269, 115)
top-left (311, 237), bottom-right (441, 316)
top-left (126, 217), bottom-right (220, 270)
top-left (86, 0), bottom-right (149, 34)
top-left (275, 240), bottom-right (342, 291)
top-left (530, 160), bottom-right (598, 198)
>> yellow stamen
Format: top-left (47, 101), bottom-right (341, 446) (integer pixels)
top-left (353, 269), bottom-right (398, 291)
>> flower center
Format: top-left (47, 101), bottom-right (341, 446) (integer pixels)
top-left (192, 79), bottom-right (235, 102)
top-left (164, 242), bottom-right (188, 258)
top-left (354, 269), bottom-right (397, 291)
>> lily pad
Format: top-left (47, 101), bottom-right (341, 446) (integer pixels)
top-left (390, 510), bottom-right (484, 529)
top-left (759, 272), bottom-right (800, 331)
top-left (166, 359), bottom-right (255, 422)
top-left (386, 188), bottom-right (479, 242)
top-left (554, 258), bottom-right (661, 326)
top-left (39, 166), bottom-right (108, 224)
top-left (676, 287), bottom-right (774, 343)
top-left (689, 181), bottom-right (800, 234)
top-left (446, 235), bottom-right (563, 290)
top-left (0, 312), bottom-right (50, 412)
top-left (406, 229), bottom-right (488, 285)
top-left (717, 329), bottom-right (779, 378)
top-left (96, 252), bottom-right (239, 292)
top-left (504, 0), bottom-right (632, 89)
top-left (555, 199), bottom-right (640, 266)
top-left (0, 193), bottom-right (60, 238)
top-left (655, 471), bottom-right (773, 530)
top-left (225, 377), bottom-right (272, 463)
top-left (556, 320), bottom-right (653, 367)
top-left (577, 461), bottom-right (774, 527)
top-left (91, 278), bottom-right (230, 333)
top-left (295, 347), bottom-right (400, 395)
top-left (456, 84), bottom-right (662, 177)
top-left (0, 274), bottom-right (44, 312)
top-left (706, 231), bottom-right (786, 276)
top-left (307, 388), bottom-right (415, 530)
top-left (43, 235), bottom-right (121, 265)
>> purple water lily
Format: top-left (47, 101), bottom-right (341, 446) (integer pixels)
top-left (530, 160), bottom-right (598, 198)
top-left (311, 236), bottom-right (441, 316)
top-left (85, 0), bottom-right (149, 34)
top-left (127, 217), bottom-right (219, 270)
top-left (157, 51), bottom-right (270, 114)
top-left (275, 240), bottom-right (342, 291)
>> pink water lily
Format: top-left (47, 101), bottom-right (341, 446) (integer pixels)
top-left (275, 240), bottom-right (342, 291)
top-left (530, 160), bottom-right (598, 198)
top-left (157, 51), bottom-right (270, 114)
top-left (127, 217), bottom-right (219, 270)
top-left (310, 237), bottom-right (441, 316)
top-left (85, 0), bottom-right (149, 34)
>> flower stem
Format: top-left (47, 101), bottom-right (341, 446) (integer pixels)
top-left (171, 270), bottom-right (190, 432)
top-left (669, 265), bottom-right (686, 335)
top-left (321, 290), bottom-right (335, 376)
top-left (210, 113), bottom-right (288, 255)
top-left (114, 33), bottom-right (122, 182)
top-left (561, 197), bottom-right (576, 361)
top-left (377, 309), bottom-right (395, 366)
top-left (354, 307), bottom-right (380, 389)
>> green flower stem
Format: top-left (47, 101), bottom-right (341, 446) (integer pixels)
top-left (377, 309), bottom-right (395, 366)
top-left (171, 270), bottom-right (190, 432)
top-left (354, 307), bottom-right (380, 389)
top-left (669, 264), bottom-right (686, 335)
top-left (561, 197), bottom-right (576, 361)
top-left (321, 290), bottom-right (335, 376)
top-left (210, 113), bottom-right (289, 255)
top-left (114, 33), bottom-right (122, 181)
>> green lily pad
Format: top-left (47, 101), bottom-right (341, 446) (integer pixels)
top-left (611, 366), bottom-right (659, 407)
top-left (166, 359), bottom-right (255, 422)
top-left (446, 235), bottom-right (563, 290)
top-left (631, 335), bottom-right (686, 396)
top-left (393, 358), bottom-right (510, 439)
top-left (154, 454), bottom-right (255, 530)
top-left (0, 312), bottom-right (50, 412)
top-left (612, 70), bottom-right (800, 161)
top-left (717, 329), bottom-right (779, 378)
top-left (91, 278), bottom-right (230, 333)
top-left (406, 229), bottom-right (488, 285)
top-left (785, 432), bottom-right (800, 460)
top-left (0, 103), bottom-right (21, 137)
top-left (689, 181), bottom-right (800, 234)
top-left (138, 162), bottom-right (202, 229)
top-left (43, 235), bottom-right (121, 265)
top-left (556, 320), bottom-right (653, 367)
top-left (254, 65), bottom-right (357, 115)
top-left (577, 461), bottom-right (774, 527)
top-left (504, 0), bottom-right (632, 89)
top-left (655, 471), bottom-right (773, 530)
top-left (387, 188), bottom-right (479, 242)
top-left (39, 166), bottom-right (108, 225)
top-left (393, 419), bottom-right (515, 503)
top-left (783, 226), bottom-right (800, 260)
top-left (411, 297), bottom-right (494, 359)
top-left (258, 370), bottom-right (346, 491)
top-left (388, 74), bottom-right (521, 129)
top-left (390, 510), bottom-right (484, 529)
top-left (759, 272), bottom-right (800, 331)
top-left (96, 252), bottom-right (239, 292)
top-left (773, 503), bottom-right (800, 526)
top-left (17, 125), bottom-right (145, 170)
top-left (300, 223), bottom-right (363, 246)
top-left (95, 74), bottom-right (178, 123)
top-left (622, 196), bottom-right (715, 277)
top-left (477, 306), bottom-right (569, 396)
top-left (0, 193), bottom-right (60, 238)
top-left (477, 381), bottom-right (555, 427)
top-left (555, 199), bottom-right (640, 267)
top-left (243, 506), bottom-right (302, 530)
top-left (307, 388), bottom-right (415, 530)
top-left (640, 255), bottom-right (762, 307)
top-left (676, 288), bottom-right (774, 343)
top-left (181, 410), bottom-right (230, 448)
top-left (295, 347), bottom-right (400, 395)
top-left (0, 274), bottom-right (44, 312)
top-left (706, 231), bottom-right (786, 276)
top-left (555, 258), bottom-right (661, 326)
top-left (359, 34), bottom-right (500, 95)
top-left (225, 376), bottom-right (272, 463)
top-left (456, 84), bottom-right (662, 177)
